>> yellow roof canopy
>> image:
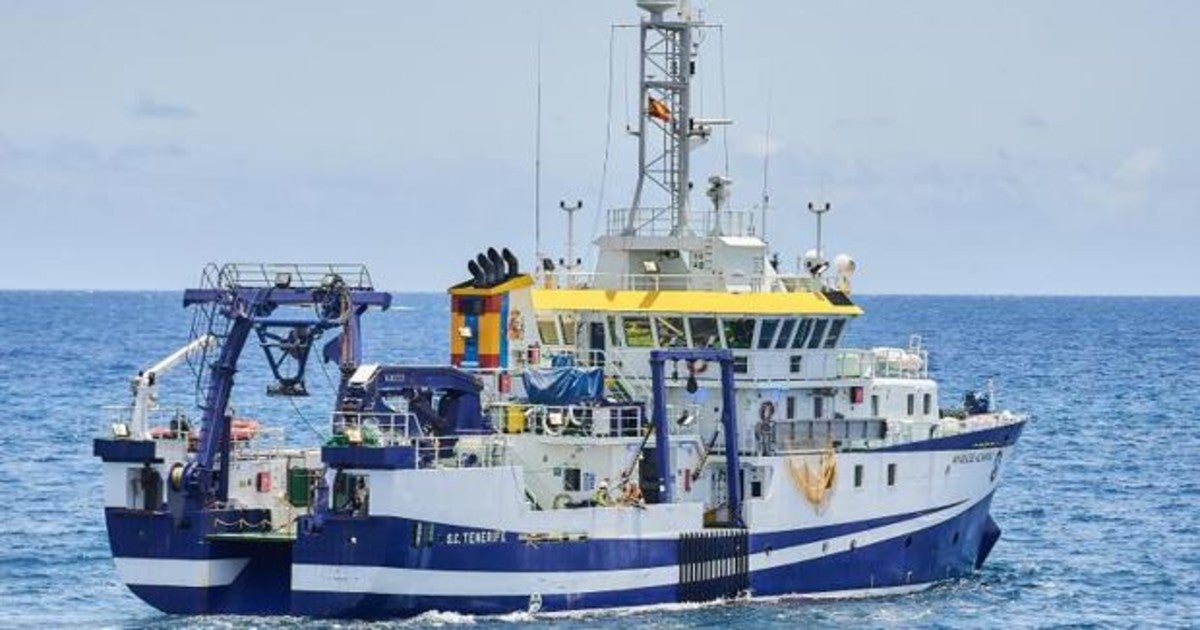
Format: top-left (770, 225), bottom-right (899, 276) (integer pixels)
top-left (531, 288), bottom-right (862, 316)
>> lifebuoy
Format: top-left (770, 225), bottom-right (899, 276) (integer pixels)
top-left (687, 359), bottom-right (709, 375)
top-left (759, 400), bottom-right (776, 422)
top-left (541, 411), bottom-right (563, 436)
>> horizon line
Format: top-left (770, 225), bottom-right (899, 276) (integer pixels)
top-left (0, 288), bottom-right (1196, 299)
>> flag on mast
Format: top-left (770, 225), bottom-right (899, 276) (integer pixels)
top-left (647, 97), bottom-right (672, 122)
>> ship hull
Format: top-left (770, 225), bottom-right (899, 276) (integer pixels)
top-left (102, 422), bottom-right (1022, 618)
top-left (290, 492), bottom-right (999, 618)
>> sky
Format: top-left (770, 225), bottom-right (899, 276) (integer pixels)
top-left (0, 0), bottom-right (1197, 294)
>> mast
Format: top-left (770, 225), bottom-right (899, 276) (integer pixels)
top-left (626, 0), bottom-right (701, 237)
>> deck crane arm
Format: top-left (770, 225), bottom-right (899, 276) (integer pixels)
top-left (129, 334), bottom-right (216, 438)
top-left (178, 264), bottom-right (391, 510)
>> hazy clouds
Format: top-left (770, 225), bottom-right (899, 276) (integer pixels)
top-left (0, 1), bottom-right (1196, 294)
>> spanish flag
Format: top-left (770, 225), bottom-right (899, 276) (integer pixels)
top-left (647, 97), bottom-right (672, 122)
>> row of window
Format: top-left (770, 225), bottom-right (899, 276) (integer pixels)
top-left (769, 391), bottom-right (934, 421)
top-left (537, 314), bottom-right (847, 351)
top-left (907, 393), bottom-right (934, 416)
top-left (852, 463), bottom-right (899, 488)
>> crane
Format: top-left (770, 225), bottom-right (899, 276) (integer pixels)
top-left (128, 334), bottom-right (216, 438)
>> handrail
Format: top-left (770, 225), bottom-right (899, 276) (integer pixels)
top-left (605, 207), bottom-right (758, 238)
top-left (538, 269), bottom-right (798, 293)
top-left (203, 262), bottom-right (375, 290)
top-left (330, 411), bottom-right (423, 446)
top-left (489, 401), bottom-right (702, 439)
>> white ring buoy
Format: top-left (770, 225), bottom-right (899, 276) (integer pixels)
top-left (542, 412), bottom-right (563, 436)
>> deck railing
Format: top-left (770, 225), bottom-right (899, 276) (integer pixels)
top-left (605, 207), bottom-right (758, 238)
top-left (201, 262), bottom-right (375, 290)
top-left (330, 411), bottom-right (423, 446)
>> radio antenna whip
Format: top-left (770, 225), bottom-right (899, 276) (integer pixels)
top-left (760, 68), bottom-right (773, 239)
top-left (534, 14), bottom-right (544, 262)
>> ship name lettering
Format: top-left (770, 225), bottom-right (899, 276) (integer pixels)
top-left (444, 530), bottom-right (504, 545)
top-left (952, 452), bottom-right (995, 464)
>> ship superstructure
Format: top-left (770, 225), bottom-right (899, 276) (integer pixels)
top-left (94, 0), bottom-right (1025, 618)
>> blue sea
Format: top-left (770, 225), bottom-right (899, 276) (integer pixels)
top-left (1, 292), bottom-right (1197, 628)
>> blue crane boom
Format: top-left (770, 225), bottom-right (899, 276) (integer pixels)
top-left (178, 265), bottom-right (391, 507)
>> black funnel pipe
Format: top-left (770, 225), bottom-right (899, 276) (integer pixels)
top-left (467, 260), bottom-right (485, 287)
top-left (501, 248), bottom-right (519, 278)
top-left (486, 248), bottom-right (504, 283)
top-left (476, 253), bottom-right (495, 286)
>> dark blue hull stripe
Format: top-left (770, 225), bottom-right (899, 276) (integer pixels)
top-left (872, 420), bottom-right (1024, 452)
top-left (109, 495), bottom-right (998, 617)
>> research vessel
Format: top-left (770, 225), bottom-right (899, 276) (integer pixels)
top-left (94, 0), bottom-right (1025, 618)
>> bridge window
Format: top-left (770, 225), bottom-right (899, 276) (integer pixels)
top-left (854, 464), bottom-right (864, 488)
top-left (923, 393), bottom-right (933, 415)
top-left (823, 319), bottom-right (846, 348)
top-left (653, 316), bottom-right (687, 347)
top-left (622, 317), bottom-right (654, 347)
top-left (536, 318), bottom-right (560, 345)
top-left (907, 394), bottom-right (915, 415)
top-left (722, 318), bottom-right (755, 349)
top-left (791, 318), bottom-right (814, 349)
top-left (806, 319), bottom-right (829, 349)
top-left (559, 313), bottom-right (578, 345)
top-left (689, 317), bottom-right (721, 348)
top-left (757, 319), bottom-right (780, 349)
top-left (775, 318), bottom-right (797, 349)
top-left (887, 463), bottom-right (897, 486)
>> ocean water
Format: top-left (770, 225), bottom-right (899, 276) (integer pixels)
top-left (0, 292), bottom-right (1197, 629)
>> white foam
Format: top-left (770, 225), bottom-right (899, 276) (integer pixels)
top-left (403, 610), bottom-right (478, 626)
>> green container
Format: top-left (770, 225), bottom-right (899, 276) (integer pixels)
top-left (287, 467), bottom-right (311, 507)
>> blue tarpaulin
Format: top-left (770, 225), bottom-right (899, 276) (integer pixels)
top-left (550, 353), bottom-right (576, 367)
top-left (522, 367), bottom-right (604, 405)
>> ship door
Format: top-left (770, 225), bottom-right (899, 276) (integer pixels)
top-left (127, 464), bottom-right (162, 511)
top-left (588, 322), bottom-right (606, 367)
top-left (638, 448), bottom-right (659, 504)
top-left (708, 468), bottom-right (732, 526)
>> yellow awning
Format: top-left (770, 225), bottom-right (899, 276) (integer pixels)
top-left (531, 288), bottom-right (862, 316)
